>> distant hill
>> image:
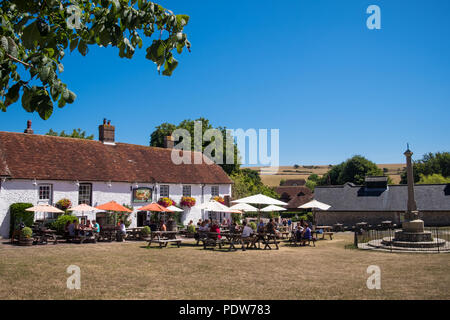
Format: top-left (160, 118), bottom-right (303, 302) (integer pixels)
top-left (243, 164), bottom-right (405, 187)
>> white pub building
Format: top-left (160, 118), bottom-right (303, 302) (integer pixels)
top-left (0, 120), bottom-right (232, 238)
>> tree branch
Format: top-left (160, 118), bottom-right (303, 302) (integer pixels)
top-left (6, 54), bottom-right (32, 68)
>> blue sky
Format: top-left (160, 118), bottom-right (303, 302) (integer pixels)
top-left (1, 0), bottom-right (449, 165)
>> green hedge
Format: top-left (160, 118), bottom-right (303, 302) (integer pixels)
top-left (9, 203), bottom-right (34, 237)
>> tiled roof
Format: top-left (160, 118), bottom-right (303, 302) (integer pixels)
top-left (274, 186), bottom-right (313, 209)
top-left (280, 179), bottom-right (306, 186)
top-left (315, 183), bottom-right (450, 211)
top-left (0, 131), bottom-right (232, 184)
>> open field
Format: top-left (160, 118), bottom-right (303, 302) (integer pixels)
top-left (244, 164), bottom-right (405, 186)
top-left (1, 233), bottom-right (449, 300)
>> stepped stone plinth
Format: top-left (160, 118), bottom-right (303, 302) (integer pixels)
top-left (359, 147), bottom-right (449, 253)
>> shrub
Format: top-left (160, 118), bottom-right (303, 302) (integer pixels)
top-left (180, 196), bottom-right (196, 208)
top-left (20, 227), bottom-right (33, 239)
top-left (187, 224), bottom-right (196, 233)
top-left (51, 214), bottom-right (78, 234)
top-left (9, 203), bottom-right (34, 236)
top-left (55, 198), bottom-right (72, 211)
top-left (249, 222), bottom-right (257, 230)
top-left (280, 212), bottom-right (297, 219)
top-left (231, 212), bottom-right (241, 223)
top-left (141, 226), bottom-right (151, 235)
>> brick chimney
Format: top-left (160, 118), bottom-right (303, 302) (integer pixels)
top-left (99, 119), bottom-right (115, 145)
top-left (164, 135), bottom-right (174, 149)
top-left (24, 120), bottom-right (34, 134)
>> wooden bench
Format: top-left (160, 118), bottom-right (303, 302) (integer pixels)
top-left (322, 231), bottom-right (334, 240)
top-left (66, 233), bottom-right (97, 244)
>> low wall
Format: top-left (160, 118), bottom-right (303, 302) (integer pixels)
top-left (316, 211), bottom-right (450, 227)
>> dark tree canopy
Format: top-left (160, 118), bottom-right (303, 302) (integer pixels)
top-left (0, 0), bottom-right (190, 119)
top-left (149, 117), bottom-right (241, 175)
top-left (318, 155), bottom-right (385, 185)
top-left (400, 152), bottom-right (450, 184)
top-left (46, 128), bottom-right (94, 139)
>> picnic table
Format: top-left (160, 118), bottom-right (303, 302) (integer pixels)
top-left (33, 229), bottom-right (58, 245)
top-left (199, 231), bottom-right (225, 250)
top-left (314, 226), bottom-right (334, 240)
top-left (98, 225), bottom-right (118, 242)
top-left (66, 228), bottom-right (97, 244)
top-left (249, 232), bottom-right (279, 250)
top-left (126, 227), bottom-right (145, 240)
top-left (147, 231), bottom-right (182, 248)
top-left (219, 232), bottom-right (244, 251)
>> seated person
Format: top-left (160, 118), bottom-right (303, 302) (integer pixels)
top-left (301, 223), bottom-right (312, 244)
top-left (241, 221), bottom-right (253, 238)
top-left (64, 221), bottom-right (71, 235)
top-left (198, 221), bottom-right (208, 232)
top-left (68, 221), bottom-right (76, 237)
top-left (229, 222), bottom-right (239, 234)
top-left (209, 221), bottom-right (221, 239)
top-left (92, 220), bottom-right (100, 233)
top-left (266, 219), bottom-right (276, 234)
top-left (257, 221), bottom-right (265, 233)
top-left (84, 220), bottom-right (93, 236)
top-left (74, 220), bottom-right (82, 236)
top-left (118, 220), bottom-right (125, 233)
top-left (160, 221), bottom-right (167, 232)
top-left (295, 224), bottom-right (304, 242)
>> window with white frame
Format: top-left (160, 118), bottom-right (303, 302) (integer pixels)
top-left (78, 183), bottom-right (92, 205)
top-left (211, 185), bottom-right (219, 197)
top-left (160, 185), bottom-right (169, 198)
top-left (38, 184), bottom-right (53, 203)
top-left (182, 185), bottom-right (191, 197)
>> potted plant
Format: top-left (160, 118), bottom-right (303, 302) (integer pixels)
top-left (19, 227), bottom-right (33, 246)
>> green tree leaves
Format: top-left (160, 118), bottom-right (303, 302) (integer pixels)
top-left (46, 128), bottom-right (94, 140)
top-left (1, 0), bottom-right (190, 119)
top-left (318, 155), bottom-right (386, 185)
top-left (149, 118), bottom-right (241, 175)
top-left (400, 152), bottom-right (450, 183)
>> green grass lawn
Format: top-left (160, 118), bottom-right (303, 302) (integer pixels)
top-left (0, 232), bottom-right (449, 300)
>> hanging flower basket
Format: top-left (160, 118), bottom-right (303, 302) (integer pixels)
top-left (180, 196), bottom-right (196, 208)
top-left (157, 197), bottom-right (176, 208)
top-left (55, 198), bottom-right (72, 211)
top-left (213, 196), bottom-right (225, 205)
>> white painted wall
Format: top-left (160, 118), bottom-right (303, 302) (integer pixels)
top-left (0, 179), bottom-right (232, 238)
